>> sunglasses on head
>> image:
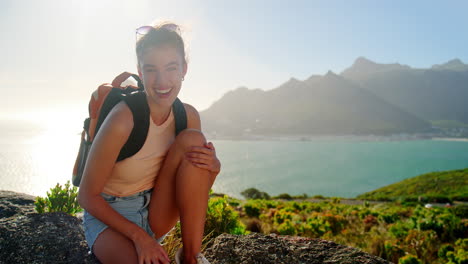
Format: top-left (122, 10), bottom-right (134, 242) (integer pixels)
top-left (136, 23), bottom-right (180, 41)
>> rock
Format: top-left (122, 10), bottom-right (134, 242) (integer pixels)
top-left (0, 190), bottom-right (36, 219)
top-left (0, 190), bottom-right (99, 264)
top-left (204, 233), bottom-right (390, 264)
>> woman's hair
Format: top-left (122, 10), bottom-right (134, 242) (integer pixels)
top-left (136, 22), bottom-right (187, 65)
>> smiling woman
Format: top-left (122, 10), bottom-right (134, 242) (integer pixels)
top-left (77, 22), bottom-right (220, 264)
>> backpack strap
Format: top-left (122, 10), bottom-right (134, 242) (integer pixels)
top-left (172, 97), bottom-right (187, 136)
top-left (118, 91), bottom-right (150, 161)
top-left (94, 88), bottom-right (126, 141)
top-left (117, 93), bottom-right (187, 161)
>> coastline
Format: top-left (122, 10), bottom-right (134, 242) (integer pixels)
top-left (207, 133), bottom-right (468, 142)
top-left (431, 137), bottom-right (468, 142)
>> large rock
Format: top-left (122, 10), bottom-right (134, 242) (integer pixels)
top-left (0, 191), bottom-right (99, 264)
top-left (204, 233), bottom-right (390, 264)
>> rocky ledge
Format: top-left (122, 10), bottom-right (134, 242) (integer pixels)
top-left (0, 191), bottom-right (389, 263)
top-left (0, 191), bottom-right (99, 263)
top-left (205, 233), bottom-right (389, 264)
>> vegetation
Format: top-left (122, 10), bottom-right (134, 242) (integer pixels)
top-left (241, 187), bottom-right (271, 200)
top-left (357, 168), bottom-right (468, 202)
top-left (163, 195), bottom-right (247, 260)
top-left (234, 197), bottom-right (467, 264)
top-left (204, 196), bottom-right (247, 237)
top-left (225, 169), bottom-right (468, 264)
top-left (431, 120), bottom-right (468, 129)
top-left (34, 181), bottom-right (82, 216)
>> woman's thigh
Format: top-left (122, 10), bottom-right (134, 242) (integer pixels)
top-left (147, 140), bottom-right (183, 237)
top-left (148, 129), bottom-right (208, 237)
top-left (93, 228), bottom-right (138, 264)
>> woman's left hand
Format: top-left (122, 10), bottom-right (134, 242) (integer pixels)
top-left (185, 142), bottom-right (221, 176)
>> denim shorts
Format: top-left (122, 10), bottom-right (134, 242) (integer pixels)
top-left (82, 189), bottom-right (167, 252)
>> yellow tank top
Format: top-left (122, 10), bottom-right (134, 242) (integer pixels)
top-left (103, 110), bottom-right (175, 197)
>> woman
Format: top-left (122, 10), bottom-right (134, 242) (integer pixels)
top-left (78, 22), bottom-right (220, 264)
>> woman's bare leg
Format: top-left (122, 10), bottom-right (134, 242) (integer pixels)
top-left (148, 129), bottom-right (214, 264)
top-left (93, 228), bottom-right (138, 264)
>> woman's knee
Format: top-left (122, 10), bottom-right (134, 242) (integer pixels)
top-left (93, 228), bottom-right (137, 263)
top-left (175, 129), bottom-right (206, 151)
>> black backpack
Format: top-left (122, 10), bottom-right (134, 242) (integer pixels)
top-left (72, 74), bottom-right (187, 187)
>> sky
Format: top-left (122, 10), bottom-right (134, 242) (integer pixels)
top-left (1, 0), bottom-right (467, 128)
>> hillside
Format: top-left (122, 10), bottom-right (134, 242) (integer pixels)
top-left (356, 168), bottom-right (468, 201)
top-left (201, 71), bottom-right (431, 137)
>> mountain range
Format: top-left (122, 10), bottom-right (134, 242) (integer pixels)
top-left (201, 57), bottom-right (468, 137)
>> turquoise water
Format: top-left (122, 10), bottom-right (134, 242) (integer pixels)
top-left (211, 139), bottom-right (468, 198)
top-left (1, 132), bottom-right (467, 198)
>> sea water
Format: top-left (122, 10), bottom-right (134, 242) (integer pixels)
top-left (211, 139), bottom-right (468, 198)
top-left (1, 129), bottom-right (467, 198)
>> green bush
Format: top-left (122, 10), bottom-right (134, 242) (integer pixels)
top-left (241, 188), bottom-right (271, 200)
top-left (383, 242), bottom-right (405, 264)
top-left (274, 193), bottom-right (293, 200)
top-left (439, 244), bottom-right (455, 259)
top-left (226, 197), bottom-right (241, 207)
top-left (277, 219), bottom-right (296, 235)
top-left (243, 200), bottom-right (263, 217)
top-left (34, 181), bottom-right (82, 216)
top-left (305, 217), bottom-right (327, 237)
top-left (452, 204), bottom-right (468, 218)
top-left (398, 254), bottom-right (422, 264)
top-left (205, 196), bottom-right (246, 237)
top-left (292, 193), bottom-right (309, 199)
top-left (273, 209), bottom-right (294, 225)
top-left (312, 194), bottom-right (325, 199)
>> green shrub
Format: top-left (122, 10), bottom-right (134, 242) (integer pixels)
top-left (241, 188), bottom-right (271, 200)
top-left (439, 244), bottom-right (455, 259)
top-left (277, 219), bottom-right (296, 235)
top-left (291, 201), bottom-right (309, 212)
top-left (226, 197), bottom-right (241, 207)
top-left (205, 196), bottom-right (246, 237)
top-left (243, 200), bottom-right (263, 217)
top-left (274, 193), bottom-right (293, 200)
top-left (273, 209), bottom-right (294, 225)
top-left (382, 242), bottom-right (405, 264)
top-left (305, 217), bottom-right (327, 237)
top-left (452, 204), bottom-right (468, 218)
top-left (398, 254), bottom-right (422, 264)
top-left (331, 197), bottom-right (341, 204)
top-left (389, 221), bottom-right (412, 239)
top-left (379, 211), bottom-right (400, 224)
top-left (403, 229), bottom-right (438, 262)
top-left (34, 181), bottom-right (82, 216)
top-left (312, 194), bottom-right (325, 199)
top-left (292, 193), bottom-right (309, 199)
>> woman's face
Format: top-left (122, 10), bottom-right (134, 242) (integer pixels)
top-left (138, 44), bottom-right (187, 108)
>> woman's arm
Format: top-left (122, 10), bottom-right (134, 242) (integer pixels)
top-left (78, 101), bottom-right (169, 263)
top-left (77, 101), bottom-right (162, 247)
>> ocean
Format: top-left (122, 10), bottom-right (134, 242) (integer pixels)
top-left (1, 127), bottom-right (468, 198)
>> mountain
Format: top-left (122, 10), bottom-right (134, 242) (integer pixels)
top-left (341, 57), bottom-right (411, 80)
top-left (432, 59), bottom-right (468, 71)
top-left (201, 70), bottom-right (431, 137)
top-left (341, 57), bottom-right (468, 123)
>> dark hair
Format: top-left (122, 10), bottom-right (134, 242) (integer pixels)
top-left (136, 22), bottom-right (187, 65)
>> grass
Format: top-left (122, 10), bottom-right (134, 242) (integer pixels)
top-left (356, 168), bottom-right (468, 202)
